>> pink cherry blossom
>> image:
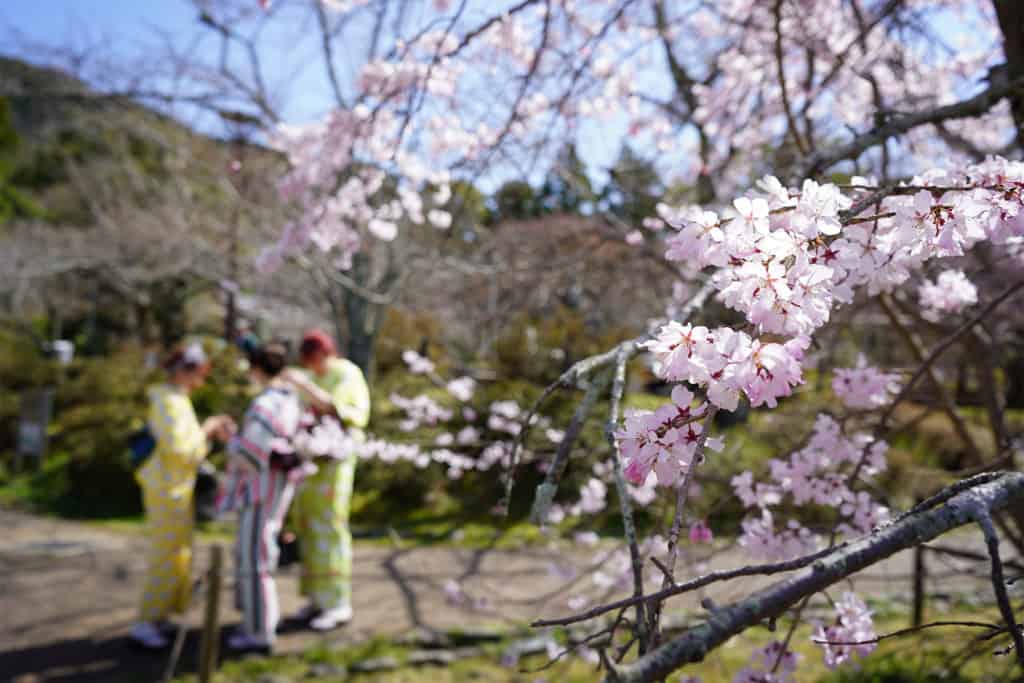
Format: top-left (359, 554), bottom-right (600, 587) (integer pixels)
top-left (919, 269), bottom-right (978, 319)
top-left (688, 520), bottom-right (713, 544)
top-left (615, 387), bottom-right (720, 488)
top-left (733, 196), bottom-right (771, 235)
top-left (401, 349), bottom-right (435, 375)
top-left (734, 641), bottom-right (800, 683)
top-left (446, 377), bottom-right (476, 402)
top-left (832, 360), bottom-right (900, 410)
top-left (813, 592), bottom-right (877, 668)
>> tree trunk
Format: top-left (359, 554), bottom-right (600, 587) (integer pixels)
top-left (339, 253), bottom-right (382, 381)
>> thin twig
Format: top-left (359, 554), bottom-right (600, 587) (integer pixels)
top-left (812, 620), bottom-right (1002, 646)
top-left (533, 543), bottom-right (842, 628)
top-left (879, 280), bottom-right (1024, 432)
top-left (878, 294), bottom-right (982, 461)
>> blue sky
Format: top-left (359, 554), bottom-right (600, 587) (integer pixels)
top-left (2, 1), bottom-right (335, 127)
top-left (3, 1), bottom-right (198, 64)
top-left (0, 1), bottom-right (632, 190)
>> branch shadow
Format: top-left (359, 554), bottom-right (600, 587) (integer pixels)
top-left (0, 625), bottom-right (274, 683)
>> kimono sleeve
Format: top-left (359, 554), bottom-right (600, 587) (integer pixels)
top-left (149, 388), bottom-right (207, 469)
top-left (329, 359), bottom-right (371, 429)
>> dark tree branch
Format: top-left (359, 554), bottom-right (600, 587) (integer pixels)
top-left (978, 510), bottom-right (1024, 666)
top-left (528, 372), bottom-right (611, 523)
top-left (602, 472), bottom-right (1024, 682)
top-left (803, 70), bottom-right (1024, 177)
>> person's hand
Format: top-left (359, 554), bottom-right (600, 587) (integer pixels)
top-left (219, 416), bottom-right (238, 440)
top-left (218, 416), bottom-right (238, 441)
top-left (280, 368), bottom-right (337, 416)
top-left (203, 415), bottom-right (236, 442)
top-left (280, 367), bottom-right (313, 391)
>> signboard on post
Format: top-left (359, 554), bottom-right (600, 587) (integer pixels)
top-left (17, 388), bottom-right (54, 469)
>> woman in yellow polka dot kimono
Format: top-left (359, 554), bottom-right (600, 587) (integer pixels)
top-left (130, 343), bottom-right (236, 650)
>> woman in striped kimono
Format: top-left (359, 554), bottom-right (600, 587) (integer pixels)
top-left (219, 342), bottom-right (303, 652)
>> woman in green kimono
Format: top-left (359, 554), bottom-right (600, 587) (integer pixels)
top-left (282, 329), bottom-right (370, 631)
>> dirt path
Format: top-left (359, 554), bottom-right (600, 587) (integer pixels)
top-left (0, 508), bottom-right (989, 683)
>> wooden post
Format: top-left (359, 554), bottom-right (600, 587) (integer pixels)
top-left (198, 545), bottom-right (224, 683)
top-left (161, 621), bottom-right (189, 683)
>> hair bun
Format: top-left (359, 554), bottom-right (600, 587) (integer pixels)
top-left (248, 340), bottom-right (288, 377)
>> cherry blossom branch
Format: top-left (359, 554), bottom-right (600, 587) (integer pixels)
top-left (892, 472), bottom-right (1006, 525)
top-left (803, 71), bottom-right (1024, 176)
top-left (449, 0), bottom-right (544, 57)
top-left (647, 405), bottom-right (719, 643)
top-left (505, 279), bottom-right (715, 501)
top-left (600, 472), bottom-right (1024, 682)
top-left (606, 343), bottom-right (649, 654)
top-left (553, 281), bottom-right (716, 391)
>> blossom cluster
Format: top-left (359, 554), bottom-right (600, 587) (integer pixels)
top-left (401, 349), bottom-right (436, 375)
top-left (614, 386), bottom-right (725, 487)
top-left (257, 103), bottom-right (455, 274)
top-left (832, 360), bottom-right (901, 411)
top-left (635, 159), bottom-right (1024, 498)
top-left (365, 353), bottom-right (578, 484)
top-left (732, 413), bottom-right (889, 561)
top-left (643, 324), bottom-right (809, 411)
top-left (291, 414), bottom-right (355, 462)
top-left (389, 393), bottom-right (452, 432)
top-left (918, 269), bottom-right (979, 320)
top-left (813, 591), bottom-right (877, 669)
top-left (649, 161), bottom-right (1024, 410)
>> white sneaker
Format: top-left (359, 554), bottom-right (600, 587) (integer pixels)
top-left (227, 630), bottom-right (271, 652)
top-left (130, 621), bottom-right (168, 649)
top-left (310, 604), bottom-right (352, 631)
